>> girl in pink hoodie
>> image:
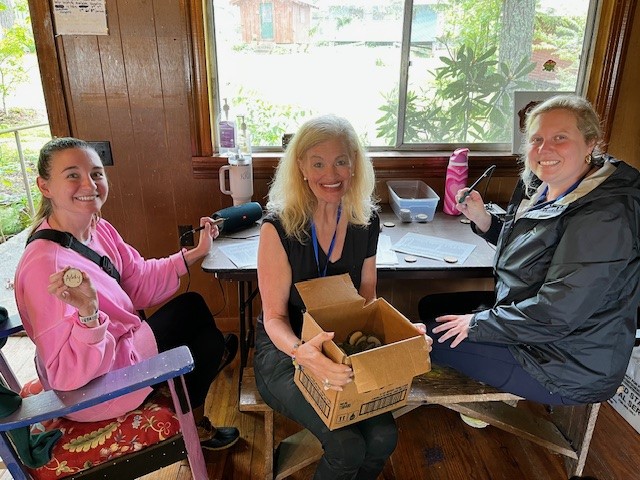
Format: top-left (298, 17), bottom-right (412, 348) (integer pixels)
top-left (15, 137), bottom-right (239, 450)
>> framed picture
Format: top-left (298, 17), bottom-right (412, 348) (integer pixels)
top-left (512, 91), bottom-right (572, 155)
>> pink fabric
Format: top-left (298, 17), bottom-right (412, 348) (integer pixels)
top-left (14, 219), bottom-right (187, 422)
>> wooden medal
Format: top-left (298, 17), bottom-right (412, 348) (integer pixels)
top-left (63, 268), bottom-right (83, 287)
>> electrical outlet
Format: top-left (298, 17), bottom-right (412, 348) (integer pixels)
top-left (88, 141), bottom-right (114, 166)
top-left (178, 225), bottom-right (194, 247)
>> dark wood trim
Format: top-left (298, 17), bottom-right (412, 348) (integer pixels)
top-left (72, 437), bottom-right (187, 479)
top-left (185, 0), bottom-right (213, 157)
top-left (192, 153), bottom-right (522, 180)
top-left (589, 0), bottom-right (638, 147)
top-left (27, 1), bottom-right (71, 137)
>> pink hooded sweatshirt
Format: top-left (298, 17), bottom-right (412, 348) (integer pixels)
top-left (14, 218), bottom-right (187, 422)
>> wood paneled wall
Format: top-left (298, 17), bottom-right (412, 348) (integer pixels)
top-left (27, 0), bottom-right (639, 328)
top-left (28, 0), bottom-right (232, 322)
top-left (609, 2), bottom-right (640, 167)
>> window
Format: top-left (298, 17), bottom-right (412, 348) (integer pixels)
top-left (208, 0), bottom-right (597, 151)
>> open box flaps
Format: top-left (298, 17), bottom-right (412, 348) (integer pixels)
top-left (294, 274), bottom-right (431, 429)
top-left (349, 337), bottom-right (428, 392)
top-left (295, 273), bottom-right (366, 311)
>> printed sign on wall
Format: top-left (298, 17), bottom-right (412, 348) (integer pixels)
top-left (52, 0), bottom-right (108, 36)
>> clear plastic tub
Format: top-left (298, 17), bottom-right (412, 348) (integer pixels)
top-left (387, 180), bottom-right (440, 222)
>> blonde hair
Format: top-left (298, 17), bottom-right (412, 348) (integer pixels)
top-left (266, 114), bottom-right (378, 242)
top-left (29, 137), bottom-right (103, 236)
top-left (521, 94), bottom-right (604, 193)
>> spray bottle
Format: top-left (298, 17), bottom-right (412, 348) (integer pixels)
top-left (218, 98), bottom-right (236, 156)
top-left (219, 115), bottom-right (253, 205)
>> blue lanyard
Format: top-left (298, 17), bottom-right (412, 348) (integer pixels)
top-left (532, 171), bottom-right (590, 210)
top-left (311, 205), bottom-right (342, 277)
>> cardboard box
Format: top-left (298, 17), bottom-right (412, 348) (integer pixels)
top-left (294, 274), bottom-right (431, 430)
top-left (608, 346), bottom-right (640, 435)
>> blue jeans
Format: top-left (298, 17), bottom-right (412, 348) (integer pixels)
top-left (420, 291), bottom-right (580, 405)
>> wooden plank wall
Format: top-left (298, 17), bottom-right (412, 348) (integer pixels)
top-left (609, 2), bottom-right (640, 165)
top-left (29, 0), bottom-right (231, 323)
top-left (27, 0), bottom-right (639, 329)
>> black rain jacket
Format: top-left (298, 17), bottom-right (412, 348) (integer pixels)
top-left (468, 158), bottom-right (640, 403)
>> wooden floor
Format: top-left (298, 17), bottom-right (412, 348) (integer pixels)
top-left (2, 333), bottom-right (639, 480)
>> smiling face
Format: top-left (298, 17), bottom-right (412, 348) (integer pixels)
top-left (526, 108), bottom-right (595, 196)
top-left (299, 138), bottom-right (352, 206)
top-left (37, 147), bottom-right (108, 221)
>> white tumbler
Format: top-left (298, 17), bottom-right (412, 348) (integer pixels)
top-left (219, 155), bottom-right (253, 205)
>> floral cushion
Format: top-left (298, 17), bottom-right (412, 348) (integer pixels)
top-left (20, 379), bottom-right (181, 480)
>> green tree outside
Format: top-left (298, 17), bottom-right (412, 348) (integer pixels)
top-left (0, 0), bottom-right (48, 241)
top-left (376, 0), bottom-right (582, 145)
top-left (0, 0), bottom-right (34, 114)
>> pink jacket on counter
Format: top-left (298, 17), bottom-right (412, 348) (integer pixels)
top-left (14, 218), bottom-right (187, 422)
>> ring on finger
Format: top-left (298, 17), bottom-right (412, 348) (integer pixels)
top-left (322, 378), bottom-right (331, 390)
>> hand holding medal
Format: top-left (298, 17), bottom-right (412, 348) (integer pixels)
top-left (48, 267), bottom-right (99, 323)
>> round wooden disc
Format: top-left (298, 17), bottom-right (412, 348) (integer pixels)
top-left (63, 268), bottom-right (83, 287)
top-left (415, 214), bottom-right (428, 223)
top-left (404, 255), bottom-right (417, 263)
top-left (443, 256), bottom-right (458, 264)
top-left (383, 221), bottom-right (396, 228)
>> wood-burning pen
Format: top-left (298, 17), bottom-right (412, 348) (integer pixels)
top-left (457, 164), bottom-right (497, 204)
top-left (192, 217), bottom-right (226, 233)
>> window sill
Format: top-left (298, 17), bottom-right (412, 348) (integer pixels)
top-left (192, 151), bottom-right (521, 180)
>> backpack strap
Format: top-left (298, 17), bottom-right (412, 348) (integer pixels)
top-left (27, 229), bottom-right (121, 284)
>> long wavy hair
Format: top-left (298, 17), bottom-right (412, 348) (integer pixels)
top-left (521, 94), bottom-right (605, 194)
top-left (29, 137), bottom-right (103, 236)
top-left (266, 114), bottom-right (378, 242)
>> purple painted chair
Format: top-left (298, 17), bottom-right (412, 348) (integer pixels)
top-left (0, 316), bottom-right (208, 480)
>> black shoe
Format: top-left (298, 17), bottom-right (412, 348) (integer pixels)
top-left (215, 334), bottom-right (238, 377)
top-left (200, 426), bottom-right (240, 451)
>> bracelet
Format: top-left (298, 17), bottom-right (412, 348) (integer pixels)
top-left (78, 310), bottom-right (99, 324)
top-left (291, 341), bottom-right (303, 371)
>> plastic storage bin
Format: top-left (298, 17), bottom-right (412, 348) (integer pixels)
top-left (387, 180), bottom-right (440, 222)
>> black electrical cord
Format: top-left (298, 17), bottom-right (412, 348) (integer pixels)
top-left (481, 165), bottom-right (495, 199)
top-left (178, 228), bottom-right (229, 315)
top-left (478, 167), bottom-right (498, 252)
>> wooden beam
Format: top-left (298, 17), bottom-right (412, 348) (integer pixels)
top-left (588, 0), bottom-right (638, 147)
top-left (185, 0), bottom-right (214, 157)
top-left (27, 0), bottom-right (71, 136)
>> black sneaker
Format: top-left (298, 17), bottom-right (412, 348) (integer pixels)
top-left (197, 417), bottom-right (240, 451)
top-left (197, 417), bottom-right (215, 441)
top-left (200, 426), bottom-right (240, 451)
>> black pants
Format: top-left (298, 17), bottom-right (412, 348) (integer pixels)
top-left (419, 291), bottom-right (580, 405)
top-left (147, 292), bottom-right (225, 408)
top-left (253, 322), bottom-right (397, 480)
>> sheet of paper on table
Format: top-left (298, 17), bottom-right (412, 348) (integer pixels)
top-left (219, 234), bottom-right (401, 268)
top-left (218, 239), bottom-right (259, 268)
top-left (392, 232), bottom-right (476, 264)
top-left (376, 235), bottom-right (399, 265)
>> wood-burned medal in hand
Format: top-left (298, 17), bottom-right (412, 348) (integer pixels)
top-left (63, 268), bottom-right (83, 288)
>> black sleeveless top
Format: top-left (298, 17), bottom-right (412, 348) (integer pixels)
top-left (262, 211), bottom-right (380, 336)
